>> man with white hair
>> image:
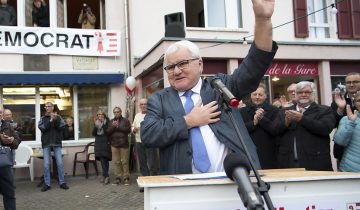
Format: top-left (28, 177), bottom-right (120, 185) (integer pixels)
top-left (275, 81), bottom-right (336, 171)
top-left (141, 0), bottom-right (277, 175)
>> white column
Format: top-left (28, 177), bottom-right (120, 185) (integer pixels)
top-left (17, 0), bottom-right (25, 26)
top-left (227, 59), bottom-right (238, 74)
top-left (49, 0), bottom-right (57, 27)
top-left (318, 61), bottom-right (332, 106)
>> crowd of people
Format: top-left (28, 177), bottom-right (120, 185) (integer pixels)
top-left (1, 0), bottom-right (359, 209)
top-left (0, 0), bottom-right (96, 28)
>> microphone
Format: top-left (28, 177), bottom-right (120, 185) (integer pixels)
top-left (210, 77), bottom-right (239, 107)
top-left (224, 153), bottom-right (264, 210)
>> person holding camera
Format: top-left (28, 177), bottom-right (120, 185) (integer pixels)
top-left (331, 72), bottom-right (360, 167)
top-left (78, 4), bottom-right (96, 29)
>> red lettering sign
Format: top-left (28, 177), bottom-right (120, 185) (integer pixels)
top-left (266, 63), bottom-right (318, 76)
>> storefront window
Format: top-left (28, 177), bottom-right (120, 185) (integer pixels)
top-left (144, 80), bottom-right (163, 97)
top-left (3, 87), bottom-right (36, 141)
top-left (39, 86), bottom-right (73, 118)
top-left (78, 86), bottom-right (108, 138)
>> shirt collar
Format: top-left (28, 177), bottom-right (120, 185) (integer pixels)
top-left (178, 79), bottom-right (202, 97)
top-left (296, 104), bottom-right (310, 112)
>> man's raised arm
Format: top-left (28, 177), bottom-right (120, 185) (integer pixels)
top-left (252, 0), bottom-right (275, 52)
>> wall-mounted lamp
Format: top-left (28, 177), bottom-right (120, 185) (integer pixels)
top-left (242, 37), bottom-right (248, 45)
top-left (272, 76), bottom-right (280, 82)
top-left (331, 4), bottom-right (338, 14)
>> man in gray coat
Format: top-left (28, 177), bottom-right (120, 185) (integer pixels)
top-left (141, 0), bottom-right (277, 175)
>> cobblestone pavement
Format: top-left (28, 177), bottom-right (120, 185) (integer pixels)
top-left (1, 173), bottom-right (144, 210)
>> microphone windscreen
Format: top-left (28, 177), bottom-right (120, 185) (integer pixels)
top-left (224, 153), bottom-right (251, 180)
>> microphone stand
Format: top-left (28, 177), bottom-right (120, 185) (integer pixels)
top-left (219, 97), bottom-right (274, 210)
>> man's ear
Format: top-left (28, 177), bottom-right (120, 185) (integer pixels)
top-left (198, 59), bottom-right (203, 74)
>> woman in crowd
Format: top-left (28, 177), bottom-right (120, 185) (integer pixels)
top-left (92, 110), bottom-right (112, 184)
top-left (32, 0), bottom-right (49, 27)
top-left (240, 83), bottom-right (279, 169)
top-left (334, 92), bottom-right (360, 172)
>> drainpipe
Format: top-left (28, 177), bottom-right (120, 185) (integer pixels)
top-left (124, 0), bottom-right (134, 119)
top-left (124, 0), bottom-right (132, 77)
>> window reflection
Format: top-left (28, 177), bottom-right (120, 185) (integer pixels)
top-left (3, 87), bottom-right (36, 141)
top-left (78, 86), bottom-right (108, 138)
top-left (39, 86), bottom-right (73, 117)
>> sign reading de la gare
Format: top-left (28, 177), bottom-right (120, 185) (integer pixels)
top-left (0, 26), bottom-right (120, 57)
top-left (266, 63), bottom-right (318, 76)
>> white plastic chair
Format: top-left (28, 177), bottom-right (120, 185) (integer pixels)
top-left (13, 144), bottom-right (34, 182)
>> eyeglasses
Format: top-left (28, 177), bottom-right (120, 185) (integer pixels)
top-left (345, 81), bottom-right (360, 85)
top-left (113, 111), bottom-right (120, 113)
top-left (163, 58), bottom-right (199, 72)
top-left (296, 91), bottom-right (313, 95)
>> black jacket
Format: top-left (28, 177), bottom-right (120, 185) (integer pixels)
top-left (38, 115), bottom-right (65, 148)
top-left (93, 118), bottom-right (112, 161)
top-left (0, 120), bottom-right (21, 149)
top-left (32, 5), bottom-right (49, 27)
top-left (275, 103), bottom-right (336, 171)
top-left (240, 102), bottom-right (279, 169)
top-left (0, 5), bottom-right (17, 26)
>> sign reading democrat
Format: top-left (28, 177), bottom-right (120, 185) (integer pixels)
top-left (0, 26), bottom-right (120, 56)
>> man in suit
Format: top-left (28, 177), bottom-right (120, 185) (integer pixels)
top-left (275, 81), bottom-right (336, 171)
top-left (141, 0), bottom-right (277, 175)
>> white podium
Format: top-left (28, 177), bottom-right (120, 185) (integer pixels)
top-left (137, 169), bottom-right (360, 210)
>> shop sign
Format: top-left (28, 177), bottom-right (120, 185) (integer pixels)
top-left (72, 56), bottom-right (98, 70)
top-left (0, 26), bottom-right (120, 56)
top-left (266, 63), bottom-right (318, 76)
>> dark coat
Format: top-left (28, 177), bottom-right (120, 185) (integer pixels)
top-left (32, 5), bottom-right (49, 27)
top-left (38, 115), bottom-right (65, 148)
top-left (240, 102), bottom-right (279, 169)
top-left (275, 103), bottom-right (336, 171)
top-left (0, 5), bottom-right (17, 26)
top-left (107, 116), bottom-right (131, 148)
top-left (0, 120), bottom-right (21, 149)
top-left (92, 118), bottom-right (112, 161)
top-left (141, 42), bottom-right (278, 175)
top-left (63, 125), bottom-right (74, 140)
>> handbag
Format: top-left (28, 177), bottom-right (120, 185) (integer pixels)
top-left (0, 145), bottom-right (14, 168)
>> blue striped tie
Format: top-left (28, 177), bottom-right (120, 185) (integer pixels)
top-left (183, 90), bottom-right (211, 173)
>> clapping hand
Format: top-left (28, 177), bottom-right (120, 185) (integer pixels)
top-left (112, 120), bottom-right (119, 128)
top-left (334, 92), bottom-right (346, 114)
top-left (254, 108), bottom-right (265, 126)
top-left (0, 133), bottom-right (14, 145)
top-left (285, 110), bottom-right (303, 124)
top-left (346, 105), bottom-right (358, 122)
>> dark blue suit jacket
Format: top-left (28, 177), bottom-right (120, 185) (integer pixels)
top-left (141, 42), bottom-right (278, 175)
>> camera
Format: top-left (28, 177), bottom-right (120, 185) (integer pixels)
top-left (82, 3), bottom-right (88, 12)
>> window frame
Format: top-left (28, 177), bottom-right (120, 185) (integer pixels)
top-left (187, 0), bottom-right (243, 29)
top-left (0, 85), bottom-right (110, 146)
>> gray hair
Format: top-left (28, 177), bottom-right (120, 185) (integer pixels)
top-left (296, 81), bottom-right (315, 93)
top-left (163, 40), bottom-right (201, 67)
